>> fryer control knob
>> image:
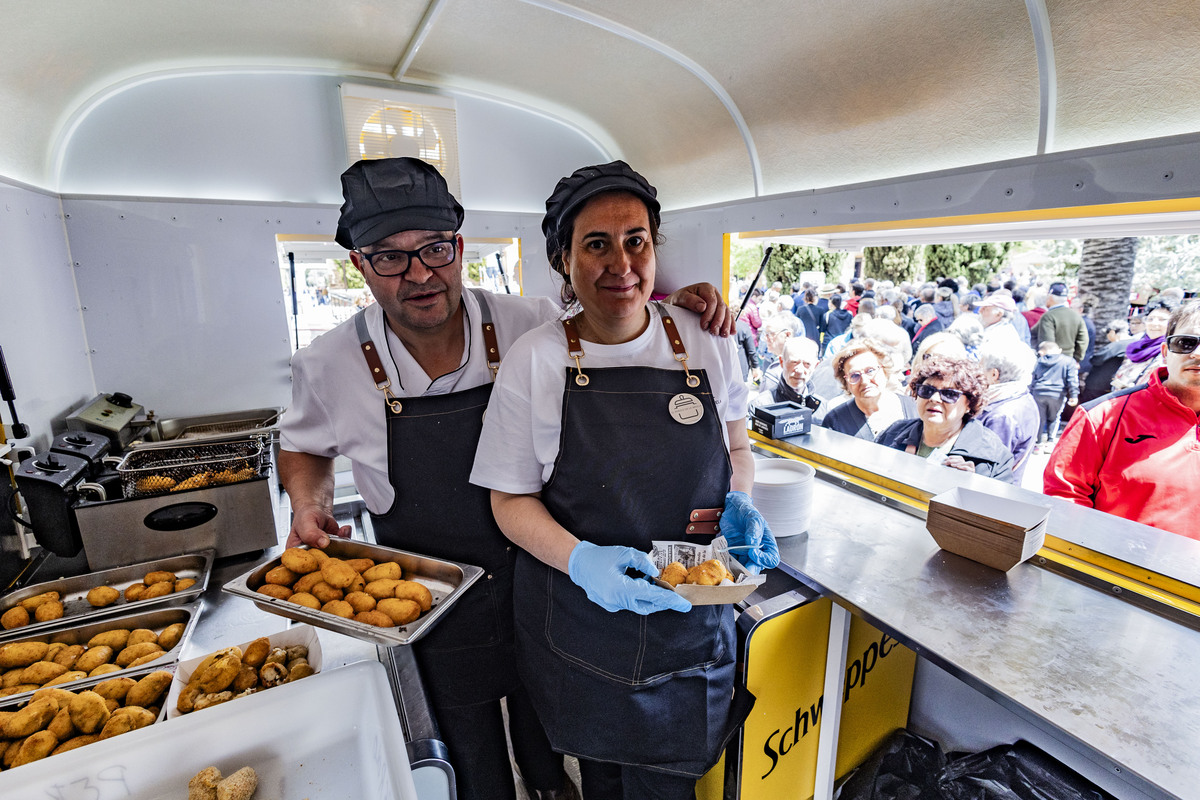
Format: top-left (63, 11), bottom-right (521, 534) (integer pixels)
top-left (33, 454), bottom-right (66, 472)
top-left (64, 434), bottom-right (92, 446)
top-left (108, 392), bottom-right (134, 408)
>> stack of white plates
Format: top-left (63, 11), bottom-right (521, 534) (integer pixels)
top-left (751, 458), bottom-right (816, 537)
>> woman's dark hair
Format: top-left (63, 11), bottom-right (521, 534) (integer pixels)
top-left (548, 190), bottom-right (663, 305)
top-left (1146, 299), bottom-right (1176, 316)
top-left (909, 355), bottom-right (989, 421)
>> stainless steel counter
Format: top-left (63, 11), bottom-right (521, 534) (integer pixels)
top-left (762, 428), bottom-right (1200, 800)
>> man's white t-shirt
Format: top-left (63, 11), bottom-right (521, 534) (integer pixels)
top-left (279, 290), bottom-right (559, 512)
top-left (470, 304), bottom-right (748, 496)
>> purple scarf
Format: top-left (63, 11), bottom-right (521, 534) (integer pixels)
top-left (1125, 334), bottom-right (1164, 363)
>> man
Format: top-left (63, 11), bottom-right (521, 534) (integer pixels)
top-left (1034, 282), bottom-right (1089, 362)
top-left (1044, 300), bottom-right (1200, 540)
top-left (977, 292), bottom-right (1023, 348)
top-left (278, 157), bottom-right (729, 800)
top-left (754, 336), bottom-right (825, 419)
top-left (794, 289), bottom-right (824, 345)
top-left (758, 312), bottom-right (801, 372)
top-left (845, 282), bottom-right (864, 315)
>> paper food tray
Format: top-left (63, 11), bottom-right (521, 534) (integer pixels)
top-left (0, 660), bottom-right (418, 799)
top-left (164, 624), bottom-right (322, 719)
top-left (649, 536), bottom-right (766, 605)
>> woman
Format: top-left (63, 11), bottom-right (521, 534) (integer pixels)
top-left (947, 313), bottom-right (985, 359)
top-left (876, 355), bottom-right (1015, 481)
top-left (910, 330), bottom-right (968, 375)
top-left (976, 341), bottom-right (1040, 485)
top-left (821, 339), bottom-right (916, 440)
top-left (1079, 318), bottom-right (1132, 403)
top-left (471, 161), bottom-right (776, 800)
top-left (1111, 301), bottom-right (1172, 391)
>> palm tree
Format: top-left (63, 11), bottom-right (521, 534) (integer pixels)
top-left (1076, 238), bottom-right (1138, 328)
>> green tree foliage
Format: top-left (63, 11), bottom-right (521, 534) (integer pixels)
top-left (730, 240), bottom-right (767, 280)
top-left (922, 243), bottom-right (1013, 285)
top-left (331, 259), bottom-right (366, 289)
top-left (863, 245), bottom-right (924, 284)
top-left (1134, 235), bottom-right (1200, 295)
top-left (765, 243), bottom-right (847, 285)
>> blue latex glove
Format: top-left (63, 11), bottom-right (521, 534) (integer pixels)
top-left (567, 541), bottom-right (692, 615)
top-left (722, 491), bottom-right (781, 574)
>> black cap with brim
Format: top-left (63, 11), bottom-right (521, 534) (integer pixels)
top-left (1049, 281), bottom-right (1069, 297)
top-left (542, 161), bottom-right (660, 264)
top-left (336, 157), bottom-right (464, 250)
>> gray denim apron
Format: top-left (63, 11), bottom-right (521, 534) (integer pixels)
top-left (514, 305), bottom-right (752, 778)
top-left (355, 290), bottom-right (517, 708)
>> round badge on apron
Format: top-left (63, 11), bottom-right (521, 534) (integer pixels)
top-left (669, 392), bottom-right (704, 424)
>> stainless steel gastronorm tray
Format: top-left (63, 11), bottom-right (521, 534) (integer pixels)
top-left (0, 551), bottom-right (214, 643)
top-left (0, 603), bottom-right (200, 708)
top-left (222, 539), bottom-right (484, 647)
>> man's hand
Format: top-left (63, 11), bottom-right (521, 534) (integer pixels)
top-left (287, 505), bottom-right (350, 548)
top-left (1067, 397), bottom-right (1079, 407)
top-left (665, 283), bottom-right (733, 336)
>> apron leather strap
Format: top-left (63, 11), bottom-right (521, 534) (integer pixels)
top-left (354, 310), bottom-right (403, 412)
top-left (560, 305), bottom-right (701, 387)
top-left (355, 293), bottom-right (505, 412)
top-left (686, 507), bottom-right (723, 535)
top-left (471, 289), bottom-right (502, 380)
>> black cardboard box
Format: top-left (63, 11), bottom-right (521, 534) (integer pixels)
top-left (750, 402), bottom-right (812, 439)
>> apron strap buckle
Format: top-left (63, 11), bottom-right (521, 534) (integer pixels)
top-left (561, 318), bottom-right (589, 386)
top-left (657, 306), bottom-right (702, 388)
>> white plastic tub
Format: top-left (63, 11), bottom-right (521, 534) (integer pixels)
top-left (0, 660), bottom-right (418, 799)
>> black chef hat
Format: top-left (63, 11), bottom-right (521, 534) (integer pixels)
top-left (335, 158), bottom-right (464, 250)
top-left (542, 161), bottom-right (660, 267)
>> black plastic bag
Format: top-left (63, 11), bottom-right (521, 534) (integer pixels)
top-left (836, 729), bottom-right (947, 800)
top-left (936, 741), bottom-right (1116, 800)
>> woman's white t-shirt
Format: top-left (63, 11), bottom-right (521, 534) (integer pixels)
top-left (470, 304), bottom-right (748, 496)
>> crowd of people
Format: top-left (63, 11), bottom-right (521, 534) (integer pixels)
top-left (738, 274), bottom-right (1198, 540)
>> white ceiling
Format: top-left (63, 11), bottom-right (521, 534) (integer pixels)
top-left (5, 0), bottom-right (1200, 210)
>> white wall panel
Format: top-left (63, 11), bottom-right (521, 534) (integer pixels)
top-left (0, 179), bottom-right (93, 451)
top-left (60, 197), bottom-right (312, 419)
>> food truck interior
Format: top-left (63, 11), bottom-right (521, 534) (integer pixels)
top-left (2, 2), bottom-right (1200, 798)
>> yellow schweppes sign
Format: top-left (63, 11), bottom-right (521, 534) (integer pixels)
top-left (738, 598), bottom-right (916, 799)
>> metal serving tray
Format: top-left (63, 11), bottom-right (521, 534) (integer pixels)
top-left (0, 551), bottom-right (214, 643)
top-left (222, 539), bottom-right (484, 647)
top-left (0, 604), bottom-right (199, 707)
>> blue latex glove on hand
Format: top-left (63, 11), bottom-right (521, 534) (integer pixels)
top-left (722, 491), bottom-right (781, 574)
top-left (567, 541), bottom-right (693, 615)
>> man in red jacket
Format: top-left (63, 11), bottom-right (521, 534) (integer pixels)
top-left (1044, 300), bottom-right (1200, 539)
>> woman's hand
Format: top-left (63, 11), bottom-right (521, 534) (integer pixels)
top-left (664, 283), bottom-right (734, 336)
top-left (942, 455), bottom-right (977, 473)
top-left (568, 542), bottom-right (692, 614)
top-left (721, 491), bottom-right (780, 574)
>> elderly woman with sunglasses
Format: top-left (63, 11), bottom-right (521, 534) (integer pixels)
top-left (821, 338), bottom-right (916, 441)
top-left (1045, 300), bottom-right (1200, 539)
top-left (875, 355), bottom-right (1015, 481)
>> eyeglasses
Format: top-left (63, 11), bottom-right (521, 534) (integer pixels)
top-left (358, 239), bottom-right (458, 277)
top-left (914, 383), bottom-right (964, 403)
top-left (846, 366), bottom-right (880, 385)
top-left (1166, 334), bottom-right (1200, 355)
